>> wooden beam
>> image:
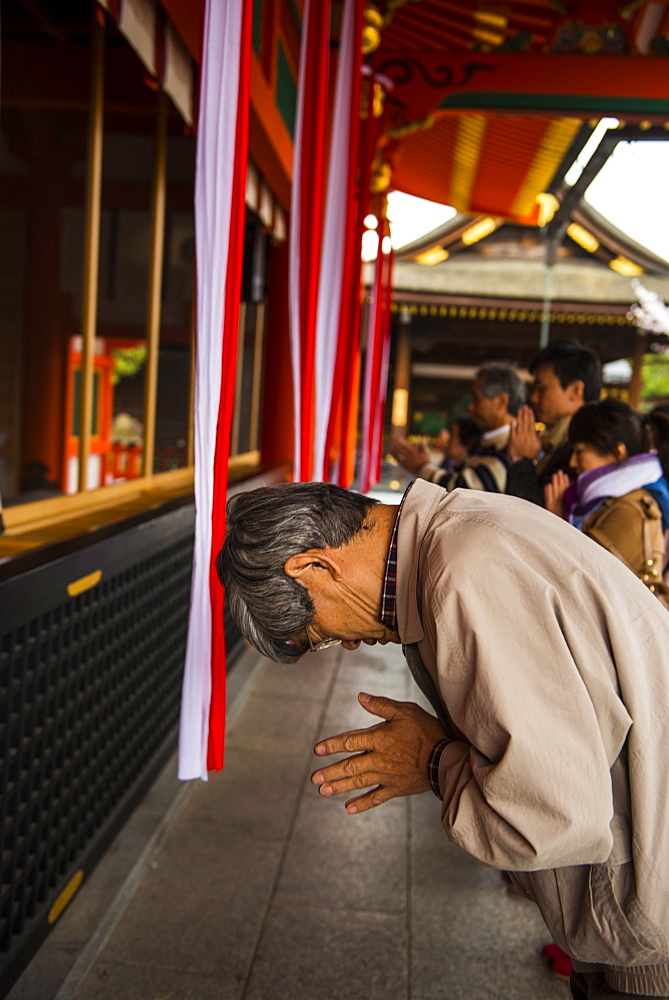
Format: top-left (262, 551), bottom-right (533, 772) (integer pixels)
top-left (372, 51), bottom-right (669, 125)
top-left (628, 332), bottom-right (648, 409)
top-left (230, 303), bottom-right (248, 455)
top-left (142, 90), bottom-right (168, 478)
top-left (78, 9), bottom-right (104, 493)
top-left (249, 303), bottom-right (266, 451)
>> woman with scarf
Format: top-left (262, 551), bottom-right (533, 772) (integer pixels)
top-left (545, 397), bottom-right (669, 608)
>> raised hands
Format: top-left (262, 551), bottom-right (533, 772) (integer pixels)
top-left (508, 405), bottom-right (542, 463)
top-left (389, 435), bottom-right (432, 474)
top-left (544, 469), bottom-right (571, 519)
top-left (311, 693), bottom-right (447, 814)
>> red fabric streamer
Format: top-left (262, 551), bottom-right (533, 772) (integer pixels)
top-left (296, 0), bottom-right (330, 482)
top-left (334, 93), bottom-right (379, 487)
top-left (323, 0), bottom-right (365, 483)
top-left (206, 0), bottom-right (252, 772)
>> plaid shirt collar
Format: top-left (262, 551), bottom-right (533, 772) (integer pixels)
top-left (379, 482), bottom-right (413, 630)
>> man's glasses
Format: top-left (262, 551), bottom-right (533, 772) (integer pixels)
top-left (306, 626), bottom-right (342, 653)
top-left (279, 626), bottom-right (342, 656)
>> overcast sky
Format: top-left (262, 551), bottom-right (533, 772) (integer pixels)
top-left (387, 139), bottom-right (669, 264)
top-left (585, 140), bottom-right (669, 262)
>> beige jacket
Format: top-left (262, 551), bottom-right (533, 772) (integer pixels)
top-left (396, 480), bottom-right (669, 995)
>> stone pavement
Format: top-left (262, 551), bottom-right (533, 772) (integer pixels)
top-left (10, 641), bottom-right (571, 1000)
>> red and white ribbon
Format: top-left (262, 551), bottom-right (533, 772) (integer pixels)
top-left (178, 0), bottom-right (251, 780)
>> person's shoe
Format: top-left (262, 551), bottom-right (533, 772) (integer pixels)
top-left (541, 943), bottom-right (572, 980)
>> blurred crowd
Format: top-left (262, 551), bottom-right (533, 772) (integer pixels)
top-left (391, 341), bottom-right (669, 614)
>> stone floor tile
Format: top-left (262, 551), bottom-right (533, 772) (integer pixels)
top-left (244, 903), bottom-right (407, 1000)
top-left (254, 647), bottom-right (341, 700)
top-left (333, 646), bottom-right (410, 695)
top-left (99, 821), bottom-right (283, 980)
top-left (188, 745), bottom-right (307, 840)
top-left (73, 960), bottom-right (238, 1000)
top-left (226, 687), bottom-right (326, 756)
top-left (275, 793), bottom-right (408, 913)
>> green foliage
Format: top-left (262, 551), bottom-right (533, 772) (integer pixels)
top-left (112, 346), bottom-right (146, 385)
top-left (412, 409), bottom-right (447, 436)
top-left (639, 352), bottom-right (669, 408)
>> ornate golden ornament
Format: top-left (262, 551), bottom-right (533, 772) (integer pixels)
top-left (370, 159), bottom-right (392, 192)
top-left (567, 222), bottom-right (600, 253)
top-left (535, 192), bottom-right (560, 227)
top-left (384, 112), bottom-right (435, 142)
top-left (373, 81), bottom-right (386, 118)
top-left (362, 4), bottom-right (383, 54)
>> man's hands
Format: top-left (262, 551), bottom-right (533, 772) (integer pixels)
top-left (508, 405), bottom-right (542, 463)
top-left (311, 693), bottom-right (447, 814)
top-left (544, 469), bottom-right (571, 519)
top-left (389, 435), bottom-right (432, 474)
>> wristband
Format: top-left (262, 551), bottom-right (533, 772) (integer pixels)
top-left (427, 737), bottom-right (452, 799)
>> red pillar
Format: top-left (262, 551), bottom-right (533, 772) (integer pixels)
top-left (260, 237), bottom-right (294, 470)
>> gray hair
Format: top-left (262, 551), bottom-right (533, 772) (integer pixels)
top-left (476, 362), bottom-right (526, 416)
top-left (217, 482), bottom-right (378, 663)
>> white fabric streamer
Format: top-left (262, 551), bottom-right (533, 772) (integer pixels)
top-left (287, 0), bottom-right (311, 481)
top-left (178, 0), bottom-right (244, 781)
top-left (313, 0), bottom-right (355, 482)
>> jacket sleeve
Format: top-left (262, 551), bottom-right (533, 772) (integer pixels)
top-left (419, 454), bottom-right (509, 494)
top-left (504, 458), bottom-right (542, 504)
top-left (422, 552), bottom-right (620, 872)
top-left (417, 462), bottom-right (452, 488)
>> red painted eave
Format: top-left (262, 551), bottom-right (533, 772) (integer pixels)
top-left (160, 0), bottom-right (205, 64)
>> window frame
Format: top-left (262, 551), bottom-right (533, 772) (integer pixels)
top-left (1, 10), bottom-right (265, 553)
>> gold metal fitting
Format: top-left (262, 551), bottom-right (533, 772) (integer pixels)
top-left (370, 160), bottom-right (392, 193)
top-left (474, 11), bottom-right (508, 30)
top-left (535, 192), bottom-right (560, 227)
top-left (373, 81), bottom-right (386, 118)
top-left (362, 5), bottom-right (383, 54)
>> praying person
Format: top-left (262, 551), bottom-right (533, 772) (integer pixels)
top-left (219, 479), bottom-right (669, 1000)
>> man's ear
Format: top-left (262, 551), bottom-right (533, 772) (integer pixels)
top-left (496, 391), bottom-right (509, 414)
top-left (567, 378), bottom-right (585, 404)
top-left (284, 549), bottom-right (341, 580)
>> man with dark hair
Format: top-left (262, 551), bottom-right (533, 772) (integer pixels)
top-left (506, 340), bottom-right (602, 505)
top-left (390, 361), bottom-right (525, 493)
top-left (219, 478), bottom-right (669, 1000)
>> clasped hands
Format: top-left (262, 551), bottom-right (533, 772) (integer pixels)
top-left (508, 405), bottom-right (542, 463)
top-left (544, 469), bottom-right (571, 519)
top-left (311, 692), bottom-right (447, 814)
top-left (389, 435), bottom-right (432, 474)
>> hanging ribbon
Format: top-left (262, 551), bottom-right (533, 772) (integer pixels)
top-left (178, 0), bottom-right (252, 780)
top-left (290, 0), bottom-right (371, 486)
top-left (288, 0), bottom-right (330, 483)
top-left (313, 0), bottom-right (363, 481)
top-left (359, 214), bottom-right (393, 495)
top-left (333, 69), bottom-right (383, 487)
